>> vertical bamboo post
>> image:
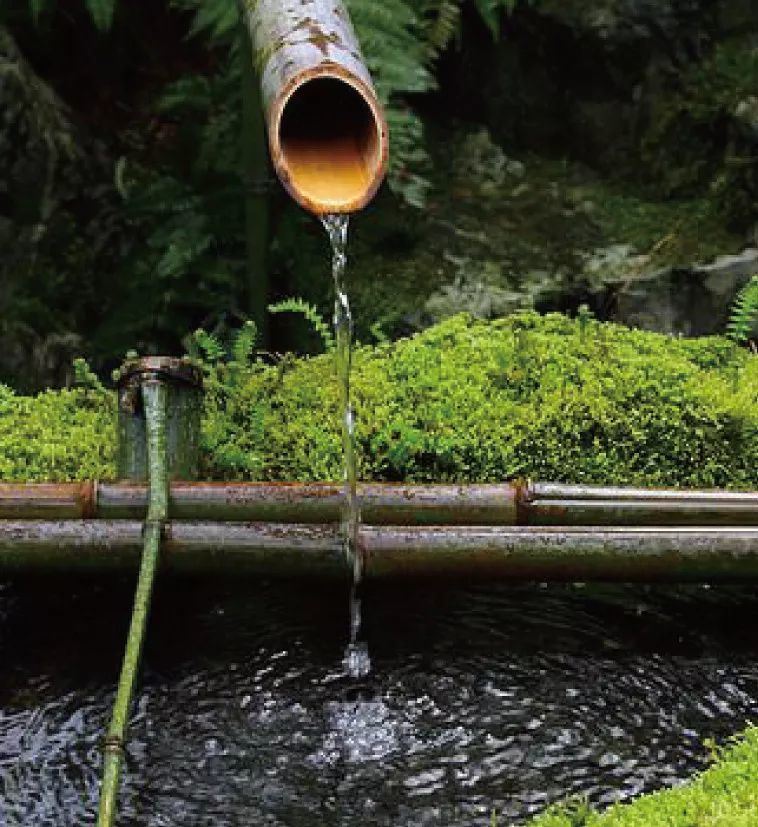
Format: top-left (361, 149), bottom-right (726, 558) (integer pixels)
top-left (97, 380), bottom-right (168, 827)
top-left (115, 356), bottom-right (202, 483)
top-left (240, 23), bottom-right (270, 343)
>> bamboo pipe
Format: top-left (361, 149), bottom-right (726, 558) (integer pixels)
top-left (523, 484), bottom-right (758, 527)
top-left (2, 522), bottom-right (758, 581)
top-left (3, 482), bottom-right (758, 526)
top-left (241, 0), bottom-right (389, 214)
top-left (98, 381), bottom-right (169, 827)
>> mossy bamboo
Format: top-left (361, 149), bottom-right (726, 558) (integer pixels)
top-left (97, 380), bottom-right (168, 827)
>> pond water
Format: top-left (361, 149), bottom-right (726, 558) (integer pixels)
top-left (1, 578), bottom-right (758, 826)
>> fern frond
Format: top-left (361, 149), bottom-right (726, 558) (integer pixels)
top-left (425, 0), bottom-right (461, 55)
top-left (231, 320), bottom-right (258, 365)
top-left (193, 329), bottom-right (226, 363)
top-left (268, 298), bottom-right (335, 352)
top-left (727, 275), bottom-right (758, 343)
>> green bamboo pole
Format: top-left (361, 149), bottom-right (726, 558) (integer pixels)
top-left (97, 380), bottom-right (168, 827)
top-left (240, 23), bottom-right (270, 344)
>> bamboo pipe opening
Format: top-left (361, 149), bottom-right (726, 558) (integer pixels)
top-left (272, 73), bottom-right (387, 214)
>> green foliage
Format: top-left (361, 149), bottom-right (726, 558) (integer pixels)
top-left (642, 42), bottom-right (758, 228)
top-left (528, 727), bottom-right (758, 826)
top-left (72, 357), bottom-right (104, 391)
top-left (216, 312), bottom-right (758, 487)
top-left (183, 321), bottom-right (267, 478)
top-left (268, 298), bottom-right (335, 352)
top-left (728, 275), bottom-right (758, 344)
top-left (0, 384), bottom-right (115, 481)
top-left (4, 315), bottom-right (758, 487)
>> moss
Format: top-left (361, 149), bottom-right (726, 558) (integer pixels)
top-left (0, 385), bottom-right (116, 482)
top-left (196, 312), bottom-right (757, 488)
top-left (527, 727), bottom-right (758, 827)
top-left (1, 313), bottom-right (757, 487)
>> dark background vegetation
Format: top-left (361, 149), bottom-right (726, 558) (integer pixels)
top-left (2, 0), bottom-right (758, 392)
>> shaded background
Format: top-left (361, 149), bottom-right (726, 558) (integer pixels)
top-left (1, 0), bottom-right (758, 390)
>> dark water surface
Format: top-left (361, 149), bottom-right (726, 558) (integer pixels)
top-left (1, 578), bottom-right (757, 826)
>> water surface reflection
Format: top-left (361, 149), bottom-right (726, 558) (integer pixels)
top-left (1, 579), bottom-right (757, 826)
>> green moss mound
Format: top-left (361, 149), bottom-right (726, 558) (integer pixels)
top-left (528, 727), bottom-right (758, 827)
top-left (206, 312), bottom-right (758, 488)
top-left (2, 312), bottom-right (758, 486)
top-left (0, 385), bottom-right (116, 482)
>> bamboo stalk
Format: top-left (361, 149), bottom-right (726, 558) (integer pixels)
top-left (4, 521), bottom-right (758, 582)
top-left (362, 526), bottom-right (758, 581)
top-left (97, 380), bottom-right (168, 827)
top-left (241, 0), bottom-right (388, 214)
top-left (97, 482), bottom-right (521, 525)
top-left (524, 483), bottom-right (758, 527)
top-left (5, 481), bottom-right (758, 526)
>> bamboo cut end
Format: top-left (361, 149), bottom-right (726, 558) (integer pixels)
top-left (270, 68), bottom-right (388, 214)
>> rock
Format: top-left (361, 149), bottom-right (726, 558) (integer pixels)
top-left (694, 247), bottom-right (758, 282)
top-left (609, 248), bottom-right (758, 335)
top-left (734, 96), bottom-right (758, 140)
top-left (583, 244), bottom-right (651, 281)
top-left (424, 270), bottom-right (526, 324)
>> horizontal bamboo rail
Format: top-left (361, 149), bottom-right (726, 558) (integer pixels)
top-left (3, 521), bottom-right (758, 581)
top-left (2, 482), bottom-right (758, 526)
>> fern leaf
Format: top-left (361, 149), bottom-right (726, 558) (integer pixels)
top-left (727, 275), bottom-right (758, 343)
top-left (268, 298), bottom-right (335, 352)
top-left (85, 0), bottom-right (116, 31)
top-left (426, 0), bottom-right (461, 54)
top-left (193, 329), bottom-right (226, 363)
top-left (232, 320), bottom-right (258, 365)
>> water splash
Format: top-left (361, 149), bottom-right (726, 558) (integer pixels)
top-left (322, 213), bottom-right (370, 679)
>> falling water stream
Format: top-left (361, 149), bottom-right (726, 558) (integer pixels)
top-left (322, 214), bottom-right (370, 680)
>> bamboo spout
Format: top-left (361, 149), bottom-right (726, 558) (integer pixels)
top-left (243, 0), bottom-right (388, 214)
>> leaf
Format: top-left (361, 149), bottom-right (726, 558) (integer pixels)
top-left (85, 0), bottom-right (116, 31)
top-left (727, 275), bottom-right (758, 344)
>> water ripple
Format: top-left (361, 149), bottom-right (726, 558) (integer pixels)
top-left (1, 580), bottom-right (758, 826)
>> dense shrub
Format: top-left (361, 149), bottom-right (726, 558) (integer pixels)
top-left (1, 312), bottom-right (757, 486)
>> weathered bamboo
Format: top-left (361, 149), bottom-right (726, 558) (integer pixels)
top-left (242, 0), bottom-right (389, 214)
top-left (524, 483), bottom-right (758, 527)
top-left (97, 482), bottom-right (521, 525)
top-left (362, 526), bottom-right (758, 581)
top-left (115, 357), bottom-right (202, 482)
top-left (4, 522), bottom-right (758, 582)
top-left (0, 482), bottom-right (96, 520)
top-left (4, 481), bottom-right (758, 526)
top-left (98, 380), bottom-right (169, 827)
